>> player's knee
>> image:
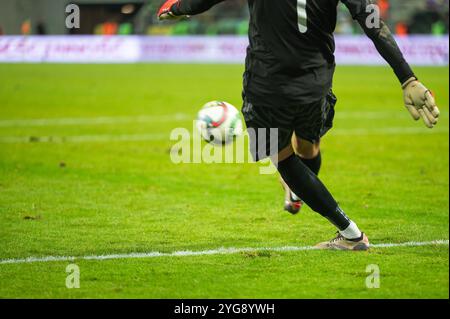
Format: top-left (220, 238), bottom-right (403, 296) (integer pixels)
top-left (293, 137), bottom-right (320, 159)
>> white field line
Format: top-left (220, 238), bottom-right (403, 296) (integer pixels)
top-left (0, 126), bottom-right (447, 144)
top-left (0, 133), bottom-right (169, 143)
top-left (0, 111), bottom-right (447, 127)
top-left (0, 240), bottom-right (448, 265)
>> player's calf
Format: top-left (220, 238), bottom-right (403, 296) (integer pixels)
top-left (279, 136), bottom-right (322, 215)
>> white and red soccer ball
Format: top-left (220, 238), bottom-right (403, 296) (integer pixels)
top-left (196, 101), bottom-right (243, 145)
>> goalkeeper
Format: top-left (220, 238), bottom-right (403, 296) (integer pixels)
top-left (157, 0), bottom-right (440, 250)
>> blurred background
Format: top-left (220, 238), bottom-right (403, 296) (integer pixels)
top-left (0, 0), bottom-right (448, 36)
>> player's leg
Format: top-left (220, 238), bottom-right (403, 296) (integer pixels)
top-left (281, 136), bottom-right (321, 214)
top-left (276, 92), bottom-right (368, 250)
top-left (275, 144), bottom-right (347, 230)
top-left (242, 96), bottom-right (368, 250)
top-left (273, 145), bottom-right (369, 250)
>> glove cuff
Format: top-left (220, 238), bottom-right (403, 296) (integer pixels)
top-left (402, 77), bottom-right (418, 89)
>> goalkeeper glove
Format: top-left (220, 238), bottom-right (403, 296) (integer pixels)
top-left (402, 77), bottom-right (440, 128)
top-left (157, 0), bottom-right (187, 20)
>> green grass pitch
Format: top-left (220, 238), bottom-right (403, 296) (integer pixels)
top-left (0, 64), bottom-right (448, 299)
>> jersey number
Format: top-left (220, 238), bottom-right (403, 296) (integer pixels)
top-left (297, 0), bottom-right (308, 33)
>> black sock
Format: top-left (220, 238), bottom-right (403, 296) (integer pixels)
top-left (299, 152), bottom-right (321, 175)
top-left (277, 154), bottom-right (350, 230)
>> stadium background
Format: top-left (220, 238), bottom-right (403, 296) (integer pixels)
top-left (0, 1), bottom-right (448, 299)
top-left (0, 0), bottom-right (449, 36)
top-left (0, 0), bottom-right (448, 65)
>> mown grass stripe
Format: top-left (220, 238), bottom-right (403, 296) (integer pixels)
top-left (0, 126), bottom-right (448, 144)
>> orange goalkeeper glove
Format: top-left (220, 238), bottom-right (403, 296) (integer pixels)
top-left (157, 0), bottom-right (187, 20)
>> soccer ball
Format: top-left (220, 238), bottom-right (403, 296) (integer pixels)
top-left (196, 101), bottom-right (243, 145)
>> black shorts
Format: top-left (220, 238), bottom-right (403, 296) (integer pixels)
top-left (242, 91), bottom-right (337, 162)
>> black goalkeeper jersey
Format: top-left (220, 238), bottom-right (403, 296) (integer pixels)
top-left (173, 0), bottom-right (414, 107)
top-left (244, 0), bottom-right (340, 107)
